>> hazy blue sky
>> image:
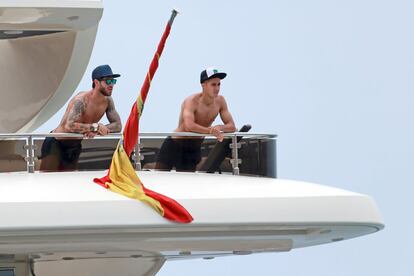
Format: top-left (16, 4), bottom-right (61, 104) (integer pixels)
top-left (39, 0), bottom-right (413, 275)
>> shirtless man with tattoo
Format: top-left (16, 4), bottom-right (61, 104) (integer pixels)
top-left (155, 67), bottom-right (236, 172)
top-left (40, 64), bottom-right (122, 171)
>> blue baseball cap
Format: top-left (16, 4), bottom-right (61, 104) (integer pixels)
top-left (92, 64), bottom-right (121, 80)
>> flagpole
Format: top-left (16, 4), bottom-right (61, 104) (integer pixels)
top-left (139, 9), bottom-right (178, 108)
top-left (124, 9), bottom-right (179, 156)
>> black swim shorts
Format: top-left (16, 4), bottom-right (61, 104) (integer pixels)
top-left (156, 137), bottom-right (203, 172)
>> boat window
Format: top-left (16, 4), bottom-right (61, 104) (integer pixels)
top-left (0, 133), bottom-right (277, 178)
top-left (0, 268), bottom-right (14, 276)
top-left (0, 30), bottom-right (64, 40)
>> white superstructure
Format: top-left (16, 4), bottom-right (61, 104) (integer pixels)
top-left (0, 0), bottom-right (103, 133)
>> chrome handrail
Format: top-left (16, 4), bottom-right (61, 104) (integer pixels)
top-left (0, 132), bottom-right (277, 175)
top-left (0, 132), bottom-right (277, 139)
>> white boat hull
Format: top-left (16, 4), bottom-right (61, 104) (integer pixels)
top-left (0, 171), bottom-right (383, 275)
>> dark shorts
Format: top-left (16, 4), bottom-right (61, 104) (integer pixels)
top-left (40, 137), bottom-right (82, 171)
top-left (156, 137), bottom-right (203, 172)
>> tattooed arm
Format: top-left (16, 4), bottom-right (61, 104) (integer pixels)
top-left (105, 97), bottom-right (122, 132)
top-left (64, 98), bottom-right (93, 133)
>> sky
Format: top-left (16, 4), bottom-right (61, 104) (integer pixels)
top-left (38, 0), bottom-right (414, 275)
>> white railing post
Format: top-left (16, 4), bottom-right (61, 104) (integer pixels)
top-left (24, 135), bottom-right (35, 173)
top-left (134, 137), bottom-right (142, 171)
top-left (230, 134), bottom-right (241, 175)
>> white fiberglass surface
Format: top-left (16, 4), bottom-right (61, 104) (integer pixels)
top-left (0, 171), bottom-right (360, 202)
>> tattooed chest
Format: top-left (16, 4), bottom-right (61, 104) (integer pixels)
top-left (82, 107), bottom-right (106, 123)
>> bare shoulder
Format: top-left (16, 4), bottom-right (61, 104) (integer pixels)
top-left (184, 93), bottom-right (200, 102)
top-left (65, 93), bottom-right (87, 121)
top-left (216, 95), bottom-right (228, 106)
top-left (106, 96), bottom-right (115, 106)
top-left (182, 93), bottom-right (201, 109)
top-left (68, 92), bottom-right (87, 105)
top-left (74, 91), bottom-right (88, 100)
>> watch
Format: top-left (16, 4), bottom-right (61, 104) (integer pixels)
top-left (91, 123), bottom-right (99, 132)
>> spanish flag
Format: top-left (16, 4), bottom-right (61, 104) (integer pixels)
top-left (94, 10), bottom-right (193, 223)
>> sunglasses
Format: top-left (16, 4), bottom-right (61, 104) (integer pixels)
top-left (101, 78), bottom-right (117, 85)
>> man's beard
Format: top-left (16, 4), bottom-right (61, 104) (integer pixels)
top-left (99, 87), bottom-right (111, 96)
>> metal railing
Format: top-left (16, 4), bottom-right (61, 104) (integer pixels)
top-left (0, 132), bottom-right (277, 176)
